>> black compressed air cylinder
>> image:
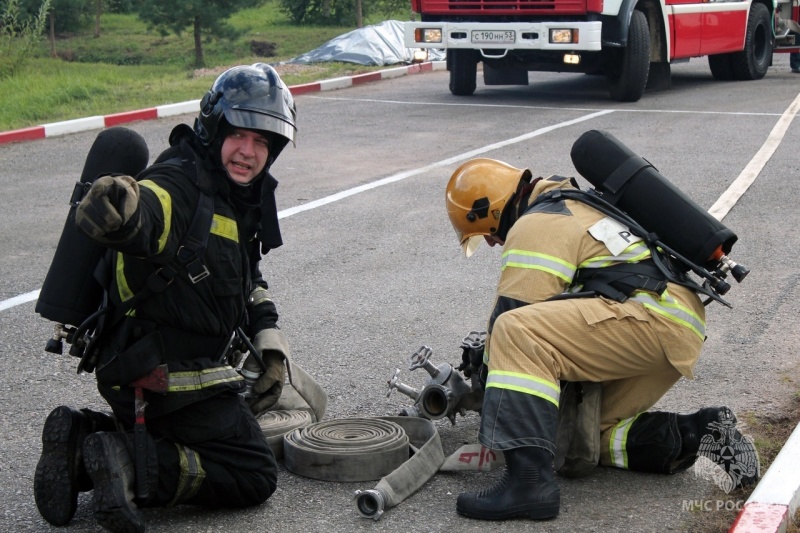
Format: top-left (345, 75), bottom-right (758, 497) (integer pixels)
top-left (570, 129), bottom-right (737, 267)
top-left (35, 127), bottom-right (149, 326)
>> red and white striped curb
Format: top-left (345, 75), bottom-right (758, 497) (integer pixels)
top-left (0, 61), bottom-right (445, 145)
top-left (729, 421), bottom-right (800, 533)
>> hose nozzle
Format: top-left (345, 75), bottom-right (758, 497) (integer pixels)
top-left (353, 489), bottom-right (385, 520)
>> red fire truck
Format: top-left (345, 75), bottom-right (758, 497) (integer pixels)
top-left (404, 0), bottom-right (800, 101)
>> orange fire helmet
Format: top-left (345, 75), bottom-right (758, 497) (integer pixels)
top-left (445, 158), bottom-right (530, 257)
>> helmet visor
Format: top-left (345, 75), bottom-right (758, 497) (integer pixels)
top-left (461, 235), bottom-right (484, 258)
top-left (225, 108), bottom-right (296, 146)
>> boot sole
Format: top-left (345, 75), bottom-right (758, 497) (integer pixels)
top-left (34, 406), bottom-right (84, 526)
top-left (456, 501), bottom-right (560, 520)
top-left (83, 434), bottom-right (145, 533)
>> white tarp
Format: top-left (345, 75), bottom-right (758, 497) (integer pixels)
top-left (288, 20), bottom-right (445, 66)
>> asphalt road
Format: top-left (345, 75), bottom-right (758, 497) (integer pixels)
top-left (2, 54), bottom-right (800, 533)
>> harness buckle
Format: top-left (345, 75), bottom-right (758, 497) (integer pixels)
top-left (177, 245), bottom-right (211, 284)
top-left (188, 263), bottom-right (210, 284)
top-left (148, 266), bottom-right (176, 292)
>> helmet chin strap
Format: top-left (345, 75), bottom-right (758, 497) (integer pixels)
top-left (227, 175), bottom-right (253, 187)
top-left (495, 177), bottom-right (541, 241)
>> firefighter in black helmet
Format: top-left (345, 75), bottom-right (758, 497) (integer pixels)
top-left (34, 64), bottom-right (297, 533)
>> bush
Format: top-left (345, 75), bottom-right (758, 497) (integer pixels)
top-left (0, 0), bottom-right (50, 78)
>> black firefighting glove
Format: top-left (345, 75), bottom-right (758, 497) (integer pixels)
top-left (75, 174), bottom-right (140, 239)
top-left (246, 328), bottom-right (290, 416)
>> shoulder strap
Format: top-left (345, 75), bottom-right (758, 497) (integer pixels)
top-left (77, 185), bottom-right (215, 374)
top-left (99, 152), bottom-right (215, 329)
top-left (111, 190), bottom-right (214, 321)
top-left (75, 153), bottom-right (218, 373)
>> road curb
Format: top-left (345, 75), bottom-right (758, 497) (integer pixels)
top-left (729, 421), bottom-right (800, 532)
top-left (0, 60), bottom-right (446, 145)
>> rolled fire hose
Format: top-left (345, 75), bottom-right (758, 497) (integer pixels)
top-left (257, 360), bottom-right (328, 457)
top-left (258, 410), bottom-right (313, 460)
top-left (259, 363), bottom-right (501, 520)
top-left (284, 416), bottom-right (444, 520)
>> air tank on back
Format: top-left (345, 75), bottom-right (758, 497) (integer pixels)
top-left (570, 129), bottom-right (737, 269)
top-left (36, 127), bottom-right (149, 331)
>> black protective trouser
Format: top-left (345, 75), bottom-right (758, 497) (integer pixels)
top-left (479, 388), bottom-right (688, 475)
top-left (618, 411), bottom-right (684, 474)
top-left (479, 387), bottom-right (559, 454)
top-left (99, 387), bottom-right (277, 508)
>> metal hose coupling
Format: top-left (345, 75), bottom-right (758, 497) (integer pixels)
top-left (353, 489), bottom-right (386, 520)
top-left (417, 383), bottom-right (455, 420)
top-left (387, 342), bottom-right (480, 425)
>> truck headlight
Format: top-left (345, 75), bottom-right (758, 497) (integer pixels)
top-left (550, 29), bottom-right (578, 44)
top-left (415, 28), bottom-right (443, 44)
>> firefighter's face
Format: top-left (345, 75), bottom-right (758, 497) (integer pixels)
top-left (484, 234), bottom-right (505, 247)
top-left (221, 128), bottom-right (270, 184)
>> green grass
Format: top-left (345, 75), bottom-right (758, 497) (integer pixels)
top-left (0, 1), bottom-right (411, 131)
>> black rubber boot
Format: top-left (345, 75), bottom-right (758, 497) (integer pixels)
top-left (674, 406), bottom-right (759, 486)
top-left (673, 406), bottom-right (737, 472)
top-left (83, 432), bottom-right (145, 533)
top-left (456, 446), bottom-right (560, 520)
top-left (34, 406), bottom-right (117, 526)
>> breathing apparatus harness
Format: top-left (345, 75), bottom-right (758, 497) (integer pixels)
top-left (525, 186), bottom-right (739, 307)
top-left (493, 132), bottom-right (749, 307)
top-left (51, 154), bottom-right (216, 374)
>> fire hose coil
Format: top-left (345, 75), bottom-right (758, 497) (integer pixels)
top-left (258, 410), bottom-right (313, 460)
top-left (284, 418), bottom-right (410, 482)
top-left (283, 416), bottom-right (445, 520)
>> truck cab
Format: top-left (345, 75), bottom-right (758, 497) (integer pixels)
top-left (405, 0), bottom-right (800, 101)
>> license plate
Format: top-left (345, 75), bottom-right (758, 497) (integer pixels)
top-left (471, 30), bottom-right (515, 44)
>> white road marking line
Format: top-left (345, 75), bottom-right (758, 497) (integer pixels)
top-left (278, 110), bottom-right (613, 219)
top-left (3, 93), bottom-right (793, 311)
top-left (308, 95), bottom-right (785, 117)
top-left (708, 93), bottom-right (800, 221)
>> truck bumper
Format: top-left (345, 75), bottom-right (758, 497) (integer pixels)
top-left (404, 21), bottom-right (603, 52)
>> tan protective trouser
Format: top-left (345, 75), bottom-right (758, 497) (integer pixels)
top-left (487, 296), bottom-right (700, 467)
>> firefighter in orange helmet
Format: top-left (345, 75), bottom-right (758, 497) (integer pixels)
top-left (445, 158), bottom-right (757, 521)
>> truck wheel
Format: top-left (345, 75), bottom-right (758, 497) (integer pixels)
top-left (449, 50), bottom-right (478, 96)
top-left (709, 53), bottom-right (736, 80)
top-left (607, 9), bottom-right (650, 102)
top-left (730, 2), bottom-right (772, 80)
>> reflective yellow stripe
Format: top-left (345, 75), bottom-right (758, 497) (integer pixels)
top-left (609, 414), bottom-right (641, 469)
top-left (138, 180), bottom-right (171, 254)
top-left (486, 370), bottom-right (560, 407)
top-left (169, 443), bottom-right (206, 507)
top-left (501, 249), bottom-right (576, 283)
top-left (167, 367), bottom-right (243, 392)
top-left (115, 252), bottom-right (134, 302)
top-left (578, 242), bottom-right (652, 269)
top-left (210, 214), bottom-right (238, 242)
top-left (631, 290), bottom-right (706, 340)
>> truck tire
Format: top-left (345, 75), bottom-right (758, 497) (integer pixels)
top-left (606, 9), bottom-right (650, 102)
top-left (449, 50), bottom-right (478, 96)
top-left (730, 2), bottom-right (772, 80)
top-left (708, 53), bottom-right (736, 81)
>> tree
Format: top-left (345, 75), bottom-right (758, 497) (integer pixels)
top-left (20, 0), bottom-right (90, 34)
top-left (93, 0), bottom-right (102, 37)
top-left (279, 0), bottom-right (406, 26)
top-left (43, 0), bottom-right (90, 57)
top-left (134, 0), bottom-right (261, 68)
